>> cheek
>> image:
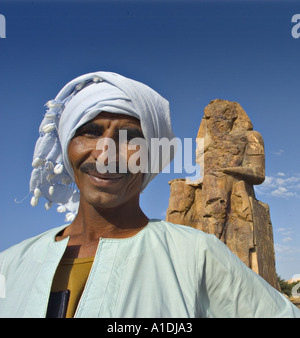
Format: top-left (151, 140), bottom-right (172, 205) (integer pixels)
top-left (126, 144), bottom-right (148, 173)
top-left (68, 138), bottom-right (95, 169)
top-left (122, 173), bottom-right (143, 198)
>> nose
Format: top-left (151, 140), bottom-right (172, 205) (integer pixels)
top-left (90, 124), bottom-right (119, 160)
top-left (92, 136), bottom-right (118, 165)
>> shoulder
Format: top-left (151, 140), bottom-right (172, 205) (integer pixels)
top-left (147, 219), bottom-right (245, 268)
top-left (246, 130), bottom-right (264, 144)
top-left (0, 225), bottom-right (68, 267)
top-left (148, 218), bottom-right (206, 237)
top-left (147, 219), bottom-right (223, 252)
top-left (244, 130), bottom-right (264, 156)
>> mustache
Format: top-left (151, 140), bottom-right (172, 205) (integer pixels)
top-left (80, 162), bottom-right (130, 176)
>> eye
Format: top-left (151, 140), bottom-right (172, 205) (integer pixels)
top-left (75, 123), bottom-right (104, 138)
top-left (78, 130), bottom-right (100, 138)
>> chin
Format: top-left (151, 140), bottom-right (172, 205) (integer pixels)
top-left (81, 190), bottom-right (122, 209)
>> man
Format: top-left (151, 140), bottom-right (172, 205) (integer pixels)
top-left (0, 72), bottom-right (299, 318)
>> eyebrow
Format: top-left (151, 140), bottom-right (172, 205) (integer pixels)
top-left (74, 122), bottom-right (104, 136)
top-left (74, 122), bottom-right (144, 139)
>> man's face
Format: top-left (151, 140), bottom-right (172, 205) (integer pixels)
top-left (68, 111), bottom-right (145, 210)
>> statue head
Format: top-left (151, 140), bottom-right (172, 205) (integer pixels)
top-left (202, 99), bottom-right (253, 135)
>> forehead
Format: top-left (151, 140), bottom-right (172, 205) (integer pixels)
top-left (91, 111), bottom-right (141, 127)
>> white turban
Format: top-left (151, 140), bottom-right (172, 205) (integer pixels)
top-left (29, 71), bottom-right (175, 221)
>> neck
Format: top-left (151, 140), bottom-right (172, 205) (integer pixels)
top-left (65, 198), bottom-right (149, 241)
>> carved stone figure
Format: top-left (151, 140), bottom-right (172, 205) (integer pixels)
top-left (166, 99), bottom-right (279, 289)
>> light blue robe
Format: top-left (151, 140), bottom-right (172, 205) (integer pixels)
top-left (0, 220), bottom-right (299, 318)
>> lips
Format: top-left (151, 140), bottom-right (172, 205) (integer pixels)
top-left (79, 161), bottom-right (129, 188)
top-left (86, 171), bottom-right (125, 187)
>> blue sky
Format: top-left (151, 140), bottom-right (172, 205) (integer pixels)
top-left (0, 0), bottom-right (299, 280)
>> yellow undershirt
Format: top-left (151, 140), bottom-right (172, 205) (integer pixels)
top-left (51, 257), bottom-right (94, 318)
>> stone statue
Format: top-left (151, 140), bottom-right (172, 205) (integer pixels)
top-left (166, 99), bottom-right (279, 289)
